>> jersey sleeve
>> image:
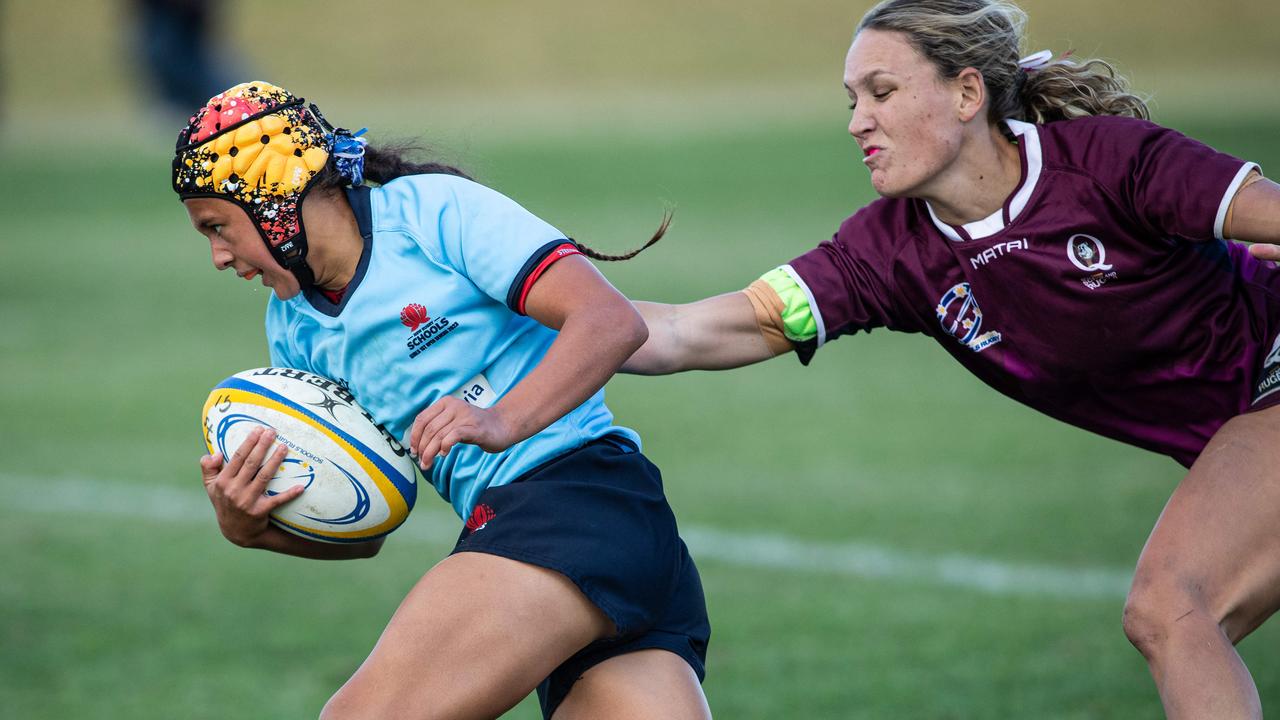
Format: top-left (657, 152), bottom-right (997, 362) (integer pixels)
top-left (783, 204), bottom-right (905, 364)
top-left (1072, 117), bottom-right (1259, 242)
top-left (436, 177), bottom-right (579, 314)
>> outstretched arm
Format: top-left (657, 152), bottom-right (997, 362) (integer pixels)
top-left (1229, 173), bottom-right (1280, 259)
top-left (623, 288), bottom-right (794, 375)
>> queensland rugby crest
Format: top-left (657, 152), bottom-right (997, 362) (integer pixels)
top-left (1067, 234), bottom-right (1119, 289)
top-left (935, 282), bottom-right (1002, 352)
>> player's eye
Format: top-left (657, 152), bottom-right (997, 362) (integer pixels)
top-left (849, 89), bottom-right (893, 111)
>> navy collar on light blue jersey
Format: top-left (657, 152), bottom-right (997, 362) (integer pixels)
top-left (303, 185), bottom-right (374, 317)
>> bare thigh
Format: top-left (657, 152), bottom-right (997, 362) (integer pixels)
top-left (320, 551), bottom-right (613, 720)
top-left (1128, 405), bottom-right (1280, 642)
top-left (552, 649), bottom-right (711, 720)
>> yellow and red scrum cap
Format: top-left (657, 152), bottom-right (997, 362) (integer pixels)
top-left (172, 81), bottom-right (332, 260)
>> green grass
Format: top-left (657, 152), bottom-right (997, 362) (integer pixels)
top-left (4, 113), bottom-right (1280, 719)
top-left (4, 0), bottom-right (1280, 711)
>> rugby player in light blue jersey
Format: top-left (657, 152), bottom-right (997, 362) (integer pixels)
top-left (173, 82), bottom-right (709, 720)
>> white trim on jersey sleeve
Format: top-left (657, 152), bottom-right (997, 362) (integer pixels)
top-left (1214, 162), bottom-right (1262, 241)
top-left (780, 263), bottom-right (827, 348)
top-left (925, 119), bottom-right (1043, 242)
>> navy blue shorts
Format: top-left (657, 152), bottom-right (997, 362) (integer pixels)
top-left (449, 436), bottom-right (710, 718)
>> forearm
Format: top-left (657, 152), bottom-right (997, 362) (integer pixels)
top-left (494, 303), bottom-right (646, 442)
top-left (623, 293), bottom-right (782, 375)
top-left (242, 524), bottom-right (385, 560)
top-left (622, 301), bottom-right (685, 375)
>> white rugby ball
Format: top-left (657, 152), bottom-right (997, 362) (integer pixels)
top-left (201, 367), bottom-right (417, 543)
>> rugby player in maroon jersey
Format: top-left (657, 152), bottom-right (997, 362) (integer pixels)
top-left (624, 1), bottom-right (1280, 717)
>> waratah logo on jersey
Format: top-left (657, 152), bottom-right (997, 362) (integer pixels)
top-left (935, 282), bottom-right (1002, 352)
top-left (400, 303), bottom-right (459, 359)
top-left (465, 503), bottom-right (496, 533)
top-left (1067, 233), bottom-right (1119, 289)
top-left (400, 303), bottom-right (430, 331)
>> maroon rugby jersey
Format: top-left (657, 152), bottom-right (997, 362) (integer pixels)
top-left (787, 116), bottom-right (1276, 466)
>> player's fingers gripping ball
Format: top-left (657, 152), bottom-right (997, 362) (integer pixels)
top-left (202, 368), bottom-right (419, 543)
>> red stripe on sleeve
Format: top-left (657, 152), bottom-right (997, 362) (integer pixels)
top-left (516, 243), bottom-right (583, 314)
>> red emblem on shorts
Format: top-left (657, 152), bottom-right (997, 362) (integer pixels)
top-left (400, 303), bottom-right (431, 331)
top-left (465, 503), bottom-right (496, 532)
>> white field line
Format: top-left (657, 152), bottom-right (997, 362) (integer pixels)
top-left (4, 474), bottom-right (1133, 600)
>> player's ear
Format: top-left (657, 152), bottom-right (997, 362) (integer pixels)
top-left (954, 67), bottom-right (985, 123)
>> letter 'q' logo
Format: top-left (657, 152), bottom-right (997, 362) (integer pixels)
top-left (400, 303), bottom-right (431, 332)
top-left (1066, 234), bottom-right (1113, 272)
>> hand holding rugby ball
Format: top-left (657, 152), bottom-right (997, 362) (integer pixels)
top-left (201, 368), bottom-right (418, 543)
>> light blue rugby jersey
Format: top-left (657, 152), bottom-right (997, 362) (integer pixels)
top-left (265, 175), bottom-right (641, 519)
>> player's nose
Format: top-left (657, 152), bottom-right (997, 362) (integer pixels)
top-left (849, 108), bottom-right (875, 138)
top-left (210, 244), bottom-right (234, 271)
top-left (848, 99), bottom-right (877, 138)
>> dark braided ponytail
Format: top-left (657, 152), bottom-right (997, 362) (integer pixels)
top-left (575, 212), bottom-right (671, 261)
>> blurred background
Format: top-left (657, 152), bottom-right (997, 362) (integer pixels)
top-left (3, 1), bottom-right (1279, 717)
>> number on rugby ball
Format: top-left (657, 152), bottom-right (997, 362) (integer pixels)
top-left (201, 367), bottom-right (417, 543)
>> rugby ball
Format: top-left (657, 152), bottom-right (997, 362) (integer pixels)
top-left (201, 367), bottom-right (417, 543)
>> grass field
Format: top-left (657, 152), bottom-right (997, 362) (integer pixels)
top-left (4, 1), bottom-right (1280, 718)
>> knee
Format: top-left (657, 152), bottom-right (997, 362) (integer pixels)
top-left (1121, 578), bottom-right (1216, 657)
top-left (1121, 589), bottom-right (1170, 658)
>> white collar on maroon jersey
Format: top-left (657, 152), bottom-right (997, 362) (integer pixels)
top-left (925, 118), bottom-right (1042, 242)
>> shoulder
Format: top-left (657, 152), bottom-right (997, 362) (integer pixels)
top-left (1039, 113), bottom-right (1164, 140)
top-left (788, 197), bottom-right (920, 293)
top-left (373, 174), bottom-right (549, 230)
top-left (833, 196), bottom-right (925, 256)
top-left (373, 173), bottom-right (496, 215)
top-left (1036, 115), bottom-right (1206, 171)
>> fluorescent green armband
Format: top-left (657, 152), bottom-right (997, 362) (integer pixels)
top-left (760, 267), bottom-right (817, 342)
